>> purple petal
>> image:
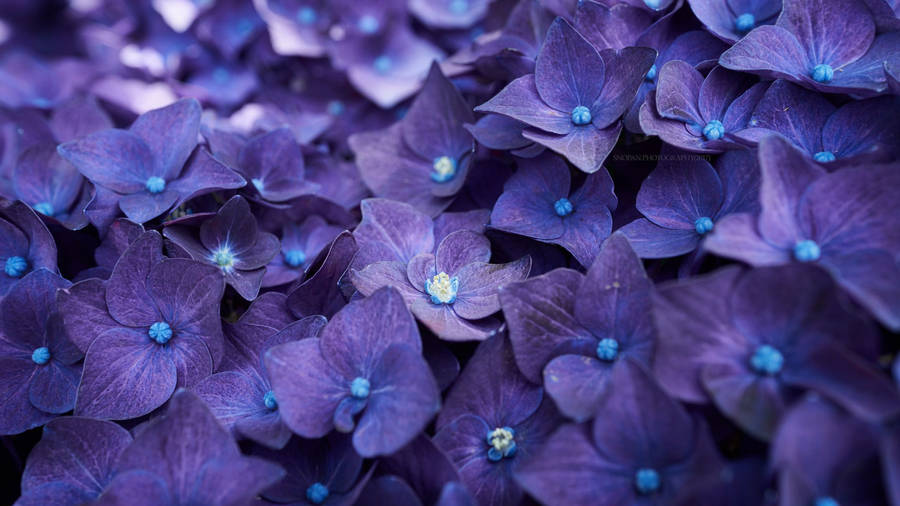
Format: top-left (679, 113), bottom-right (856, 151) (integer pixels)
top-left (500, 268), bottom-right (587, 382)
top-left (57, 130), bottom-right (154, 194)
top-left (115, 390), bottom-right (240, 497)
top-left (29, 362), bottom-right (79, 414)
top-left (637, 154), bottom-right (723, 230)
top-left (475, 75), bottom-right (573, 135)
top-left (618, 218), bottom-right (702, 258)
top-left (22, 417), bottom-right (131, 496)
top-left (454, 257), bottom-right (531, 320)
top-left (535, 19), bottom-right (606, 112)
top-left (128, 98), bottom-right (201, 179)
top-left (354, 344), bottom-right (440, 457)
top-left (105, 231), bottom-right (164, 327)
top-left (438, 334), bottom-right (542, 429)
top-left (58, 278), bottom-right (117, 353)
top-left (320, 287), bottom-right (422, 378)
top-left (402, 63), bottom-right (474, 162)
top-left (718, 26), bottom-right (808, 82)
top-left (265, 338), bottom-right (347, 438)
top-left (757, 136), bottom-right (824, 248)
top-left (434, 230), bottom-right (491, 277)
top-left (523, 122), bottom-right (622, 174)
top-left (75, 328), bottom-right (177, 420)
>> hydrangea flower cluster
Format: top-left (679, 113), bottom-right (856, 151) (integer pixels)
top-left (1, 0), bottom-right (899, 505)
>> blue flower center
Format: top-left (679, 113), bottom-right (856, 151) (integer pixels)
top-left (4, 256), bottom-right (28, 278)
top-left (793, 240), bottom-right (821, 262)
top-left (635, 468), bottom-right (661, 494)
top-left (146, 176), bottom-right (166, 194)
top-left (283, 249), bottom-right (306, 268)
top-left (251, 178), bottom-right (264, 192)
top-left (815, 498), bottom-right (839, 506)
top-left (32, 347), bottom-right (51, 365)
top-left (327, 100), bottom-right (345, 116)
top-left (357, 15), bottom-right (380, 33)
top-left (212, 67), bottom-right (230, 84)
top-left (571, 105), bottom-right (592, 126)
top-left (694, 216), bottom-right (714, 235)
top-left (297, 6), bottom-right (317, 25)
top-left (431, 156), bottom-right (458, 183)
top-left (702, 120), bottom-right (725, 141)
top-left (750, 344), bottom-right (783, 375)
top-left (212, 247), bottom-right (236, 269)
top-left (645, 64), bottom-right (657, 82)
top-left (735, 13), bottom-right (755, 32)
top-left (596, 338), bottom-right (619, 361)
top-left (263, 390), bottom-right (278, 410)
top-left (811, 64), bottom-right (834, 83)
top-left (486, 426), bottom-right (517, 461)
top-left (554, 198), bottom-right (574, 217)
top-left (350, 377), bottom-right (370, 399)
top-left (373, 55), bottom-right (392, 74)
top-left (449, 0), bottom-right (469, 13)
top-left (236, 18), bottom-right (254, 35)
top-left (643, 0), bottom-right (662, 9)
top-left (425, 272), bottom-right (459, 305)
top-left (148, 322), bottom-right (173, 345)
top-left (814, 151), bottom-right (836, 163)
top-left (33, 202), bottom-right (54, 216)
top-left (306, 482), bottom-right (329, 504)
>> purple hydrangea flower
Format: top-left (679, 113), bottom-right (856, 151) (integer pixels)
top-left (640, 63), bottom-right (768, 153)
top-left (251, 433), bottom-right (373, 506)
top-left (619, 148), bottom-right (760, 258)
top-left (0, 270), bottom-right (77, 435)
top-left (58, 231), bottom-right (225, 420)
top-left (359, 434), bottom-right (466, 506)
top-left (263, 216), bottom-right (344, 288)
top-left (772, 396), bottom-right (888, 505)
top-left (350, 63), bottom-right (475, 217)
top-left (57, 99), bottom-right (245, 225)
top-left (193, 293), bottom-right (325, 449)
top-left (705, 136), bottom-right (900, 329)
top-left (0, 52), bottom-right (92, 110)
top-left (352, 229), bottom-right (530, 341)
top-left (736, 80), bottom-right (900, 166)
top-left (164, 195), bottom-right (280, 301)
top-left (490, 153), bottom-right (617, 267)
top-left (16, 417), bottom-right (132, 505)
top-left (653, 264), bottom-right (900, 440)
top-left (688, 0), bottom-right (783, 43)
top-left (0, 201), bottom-right (57, 296)
top-left (265, 287), bottom-right (441, 457)
top-left (5, 96), bottom-right (112, 230)
top-left (719, 0), bottom-right (900, 95)
top-left (433, 334), bottom-right (563, 506)
top-left (235, 127), bottom-right (319, 205)
top-left (623, 25), bottom-right (728, 132)
top-left (95, 390), bottom-right (285, 506)
top-left (477, 19), bottom-right (655, 173)
top-left (515, 360), bottom-right (723, 505)
top-left (500, 233), bottom-right (655, 421)
top-left (286, 231), bottom-right (359, 319)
